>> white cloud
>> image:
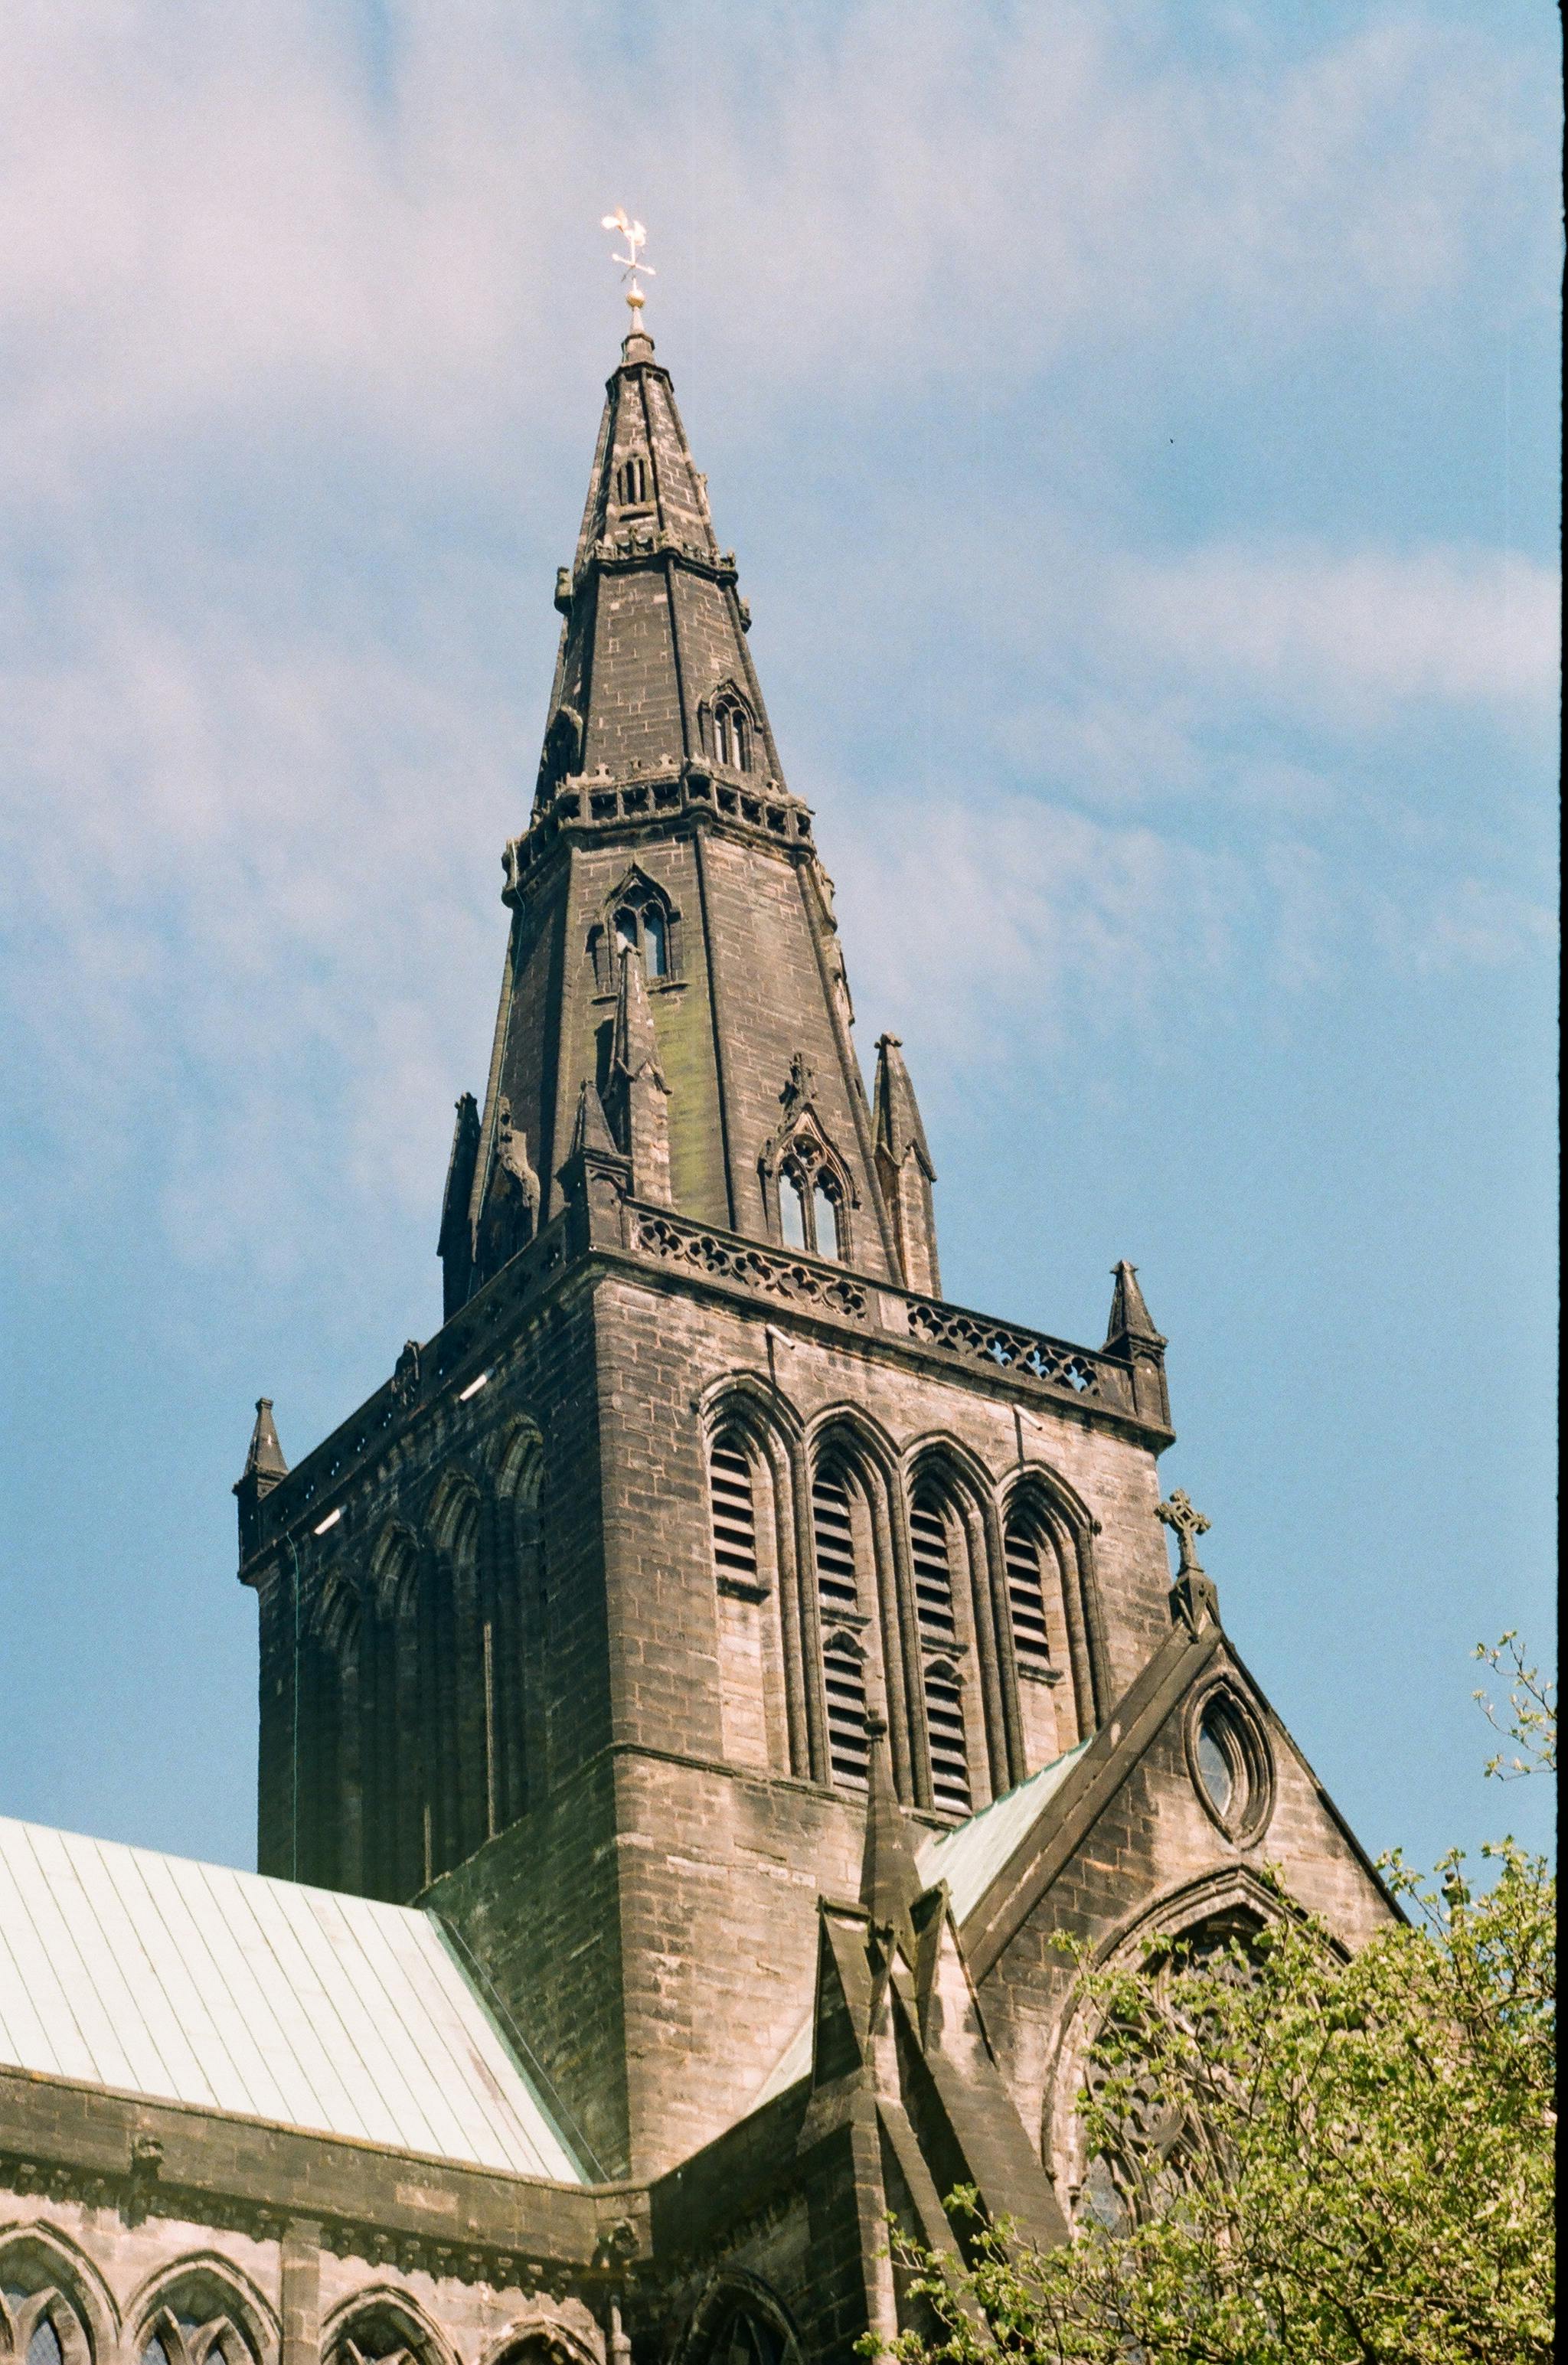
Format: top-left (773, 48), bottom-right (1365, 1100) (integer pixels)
top-left (0, 3), bottom-right (1548, 492)
top-left (1109, 543), bottom-right (1562, 716)
top-left (0, 2), bottom-right (1556, 1289)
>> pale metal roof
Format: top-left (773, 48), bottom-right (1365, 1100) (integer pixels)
top-left (752, 1741), bottom-right (1089, 2107)
top-left (0, 1816), bottom-right (586, 2184)
top-left (917, 1738), bottom-right (1089, 1922)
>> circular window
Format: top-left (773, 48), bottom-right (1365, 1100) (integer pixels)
top-left (1185, 1685), bottom-right (1273, 1844)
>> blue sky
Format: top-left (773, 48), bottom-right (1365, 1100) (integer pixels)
top-left (0, 2), bottom-right (1557, 1874)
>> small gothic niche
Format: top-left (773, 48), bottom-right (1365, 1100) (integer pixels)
top-left (1184, 1681), bottom-right (1274, 1845)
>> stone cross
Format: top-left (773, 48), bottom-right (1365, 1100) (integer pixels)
top-left (1156, 1487), bottom-right (1210, 1574)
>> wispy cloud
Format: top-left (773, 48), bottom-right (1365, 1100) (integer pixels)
top-left (0, 2), bottom-right (1557, 1289)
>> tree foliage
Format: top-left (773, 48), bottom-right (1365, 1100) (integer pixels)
top-left (874, 1642), bottom-right (1555, 2365)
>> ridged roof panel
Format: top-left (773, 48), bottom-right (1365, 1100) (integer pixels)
top-left (0, 1816), bottom-right (586, 2183)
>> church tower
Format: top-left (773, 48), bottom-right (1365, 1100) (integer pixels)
top-left (238, 320), bottom-right (1183, 2186)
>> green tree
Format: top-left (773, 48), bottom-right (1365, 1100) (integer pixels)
top-left (874, 1643), bottom-right (1555, 2365)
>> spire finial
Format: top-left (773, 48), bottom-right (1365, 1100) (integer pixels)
top-left (601, 207), bottom-right (655, 337)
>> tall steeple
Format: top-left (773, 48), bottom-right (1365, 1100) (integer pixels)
top-left (444, 323), bottom-right (907, 1312)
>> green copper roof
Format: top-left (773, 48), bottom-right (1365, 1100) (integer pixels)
top-left (917, 1739), bottom-right (1089, 1922)
top-left (0, 1815), bottom-right (586, 2183)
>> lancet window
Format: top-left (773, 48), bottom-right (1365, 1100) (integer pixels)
top-left (709, 1434), bottom-right (759, 1583)
top-left (616, 452), bottom-right (650, 506)
top-left (910, 1487), bottom-right (972, 1812)
top-left (593, 873), bottom-right (678, 989)
top-left (775, 1143), bottom-right (845, 1261)
top-left (812, 1460), bottom-right (874, 1791)
top-left (614, 898), bottom-right (668, 977)
top-left (138, 2299), bottom-right (254, 2365)
top-left (821, 1636), bottom-right (870, 1791)
top-left (1004, 1511), bottom-right (1055, 1668)
top-left (923, 1662), bottom-right (972, 1813)
top-left (0, 2265), bottom-right (92, 2365)
top-left (708, 689), bottom-right (753, 772)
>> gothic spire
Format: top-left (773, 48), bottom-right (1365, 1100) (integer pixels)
top-left (449, 322), bottom-right (905, 1305)
top-left (537, 324), bottom-right (786, 808)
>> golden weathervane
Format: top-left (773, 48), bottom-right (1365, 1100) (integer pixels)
top-left (601, 207), bottom-right (655, 324)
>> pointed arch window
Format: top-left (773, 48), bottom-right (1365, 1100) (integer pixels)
top-left (822, 1636), bottom-right (870, 1791)
top-left (617, 452), bottom-right (650, 506)
top-left (1004, 1511), bottom-right (1054, 1668)
top-left (909, 1490), bottom-right (958, 1645)
top-left (709, 1434), bottom-right (758, 1582)
top-left (923, 1661), bottom-right (972, 1813)
top-left (775, 1142), bottom-right (845, 1261)
top-left (710, 691), bottom-right (752, 772)
top-left (812, 1469), bottom-right (859, 1617)
top-left (2, 2236), bottom-right (99, 2365)
top-left (594, 875), bottom-right (678, 989)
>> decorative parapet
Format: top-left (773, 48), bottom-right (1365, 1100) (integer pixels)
top-left (625, 1205), bottom-right (1144, 1424)
top-left (246, 1191), bottom-right (1162, 1570)
top-left (629, 1210), bottom-right (871, 1323)
top-left (506, 763), bottom-right (812, 902)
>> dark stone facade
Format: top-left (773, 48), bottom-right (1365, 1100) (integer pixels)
top-left (4, 322), bottom-right (1397, 2365)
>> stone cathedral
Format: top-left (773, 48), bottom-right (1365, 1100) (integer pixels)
top-left (2, 314), bottom-right (1395, 2365)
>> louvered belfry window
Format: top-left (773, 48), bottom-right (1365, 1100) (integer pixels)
top-left (812, 1471), bottom-right (859, 1616)
top-left (910, 1492), bottom-right (958, 1643)
top-left (822, 1641), bottom-right (870, 1791)
top-left (910, 1490), bottom-right (971, 1812)
top-left (1005, 1514), bottom-right (1054, 1666)
top-left (924, 1664), bottom-right (972, 1813)
top-left (813, 1468), bottom-right (869, 1789)
top-left (709, 1436), bottom-right (758, 1581)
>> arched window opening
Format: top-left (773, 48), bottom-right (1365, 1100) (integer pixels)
top-left (909, 1491), bottom-right (957, 1644)
top-left (812, 1470), bottom-right (859, 1616)
top-left (711, 2310), bottom-right (788, 2365)
top-left (642, 902), bottom-right (668, 977)
top-left (1004, 1514), bottom-right (1054, 1668)
top-left (136, 2292), bottom-right (255, 2365)
top-left (779, 1168), bottom-right (808, 1251)
top-left (923, 1662), bottom-right (971, 1814)
top-left (2, 2242), bottom-right (96, 2365)
top-left (331, 2308), bottom-right (427, 2365)
top-left (710, 1436), bottom-right (758, 1581)
top-left (822, 1638), bottom-right (870, 1792)
top-left (712, 695), bottom-right (751, 771)
top-left (617, 453), bottom-right (649, 505)
top-left (812, 1181), bottom-right (839, 1261)
top-left (775, 1140), bottom-right (848, 1261)
top-left (614, 905), bottom-right (638, 959)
